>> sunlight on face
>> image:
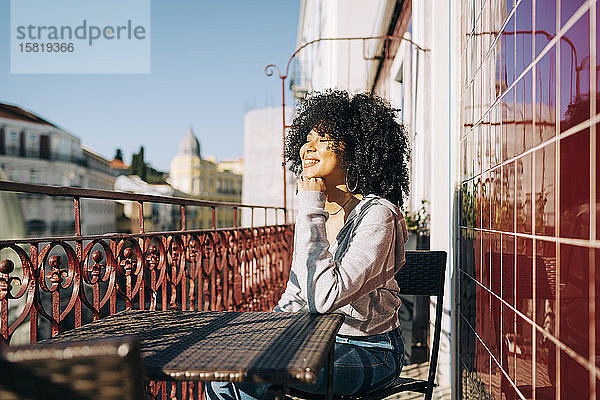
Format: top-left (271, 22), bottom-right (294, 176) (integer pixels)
top-left (300, 129), bottom-right (346, 183)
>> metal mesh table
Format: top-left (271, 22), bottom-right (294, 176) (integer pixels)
top-left (47, 310), bottom-right (344, 397)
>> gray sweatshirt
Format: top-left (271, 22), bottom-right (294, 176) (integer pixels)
top-left (275, 191), bottom-right (409, 336)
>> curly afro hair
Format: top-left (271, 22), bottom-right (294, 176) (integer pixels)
top-left (284, 89), bottom-right (410, 206)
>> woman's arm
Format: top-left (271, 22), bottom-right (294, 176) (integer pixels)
top-left (274, 231), bottom-right (308, 312)
top-left (274, 271), bottom-right (308, 311)
top-left (294, 191), bottom-right (397, 314)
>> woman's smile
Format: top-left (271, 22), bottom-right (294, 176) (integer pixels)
top-left (300, 129), bottom-right (346, 182)
top-left (303, 158), bottom-right (319, 168)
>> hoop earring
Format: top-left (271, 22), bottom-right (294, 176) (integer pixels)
top-left (345, 172), bottom-right (358, 193)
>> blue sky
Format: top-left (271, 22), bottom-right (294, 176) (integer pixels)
top-left (0, 1), bottom-right (300, 171)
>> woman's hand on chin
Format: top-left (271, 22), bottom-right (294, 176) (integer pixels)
top-left (297, 175), bottom-right (327, 193)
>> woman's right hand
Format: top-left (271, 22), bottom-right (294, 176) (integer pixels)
top-left (297, 176), bottom-right (326, 193)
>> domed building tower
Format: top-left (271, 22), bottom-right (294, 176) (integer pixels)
top-left (179, 127), bottom-right (202, 158)
top-left (169, 126), bottom-right (243, 228)
top-left (170, 127), bottom-right (204, 194)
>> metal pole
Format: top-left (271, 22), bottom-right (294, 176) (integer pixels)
top-left (281, 76), bottom-right (287, 224)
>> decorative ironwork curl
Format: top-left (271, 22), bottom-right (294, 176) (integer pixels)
top-left (264, 63), bottom-right (283, 79)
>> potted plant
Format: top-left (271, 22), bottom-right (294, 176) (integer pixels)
top-left (403, 200), bottom-right (430, 250)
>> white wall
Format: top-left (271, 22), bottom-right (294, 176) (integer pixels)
top-left (428, 0), bottom-right (454, 392)
top-left (295, 0), bottom-right (379, 94)
top-left (241, 107), bottom-right (295, 227)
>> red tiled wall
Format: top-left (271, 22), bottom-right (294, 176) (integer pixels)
top-left (459, 0), bottom-right (598, 398)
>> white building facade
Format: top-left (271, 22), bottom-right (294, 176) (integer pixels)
top-left (0, 103), bottom-right (116, 236)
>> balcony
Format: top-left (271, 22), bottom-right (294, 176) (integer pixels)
top-left (0, 180), bottom-right (292, 398)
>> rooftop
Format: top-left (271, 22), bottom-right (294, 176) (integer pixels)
top-left (0, 102), bottom-right (58, 127)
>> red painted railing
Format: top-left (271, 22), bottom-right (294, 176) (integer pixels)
top-left (0, 181), bottom-right (293, 398)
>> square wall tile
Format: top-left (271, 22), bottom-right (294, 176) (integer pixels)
top-left (516, 237), bottom-right (534, 319)
top-left (559, 11), bottom-right (590, 132)
top-left (490, 294), bottom-right (503, 362)
top-left (514, 315), bottom-right (534, 395)
top-left (461, 271), bottom-right (477, 334)
top-left (476, 334), bottom-right (491, 375)
top-left (501, 162), bottom-right (515, 232)
top-left (490, 169), bottom-right (501, 229)
top-left (494, 36), bottom-right (504, 98)
top-left (515, 76), bottom-right (527, 155)
top-left (559, 243), bottom-right (589, 359)
top-left (534, 46), bottom-right (556, 146)
top-left (482, 124), bottom-right (491, 173)
top-left (461, 228), bottom-right (477, 279)
top-left (515, 0), bottom-right (533, 77)
top-left (490, 232), bottom-right (502, 298)
top-left (535, 240), bottom-right (557, 335)
top-left (490, 355), bottom-right (505, 399)
top-left (534, 142), bottom-right (556, 236)
top-left (482, 172), bottom-right (491, 229)
top-left (502, 14), bottom-right (516, 89)
top-left (522, 70), bottom-right (534, 152)
top-left (516, 153), bottom-right (532, 234)
top-left (559, 129), bottom-right (590, 239)
top-left (502, 88), bottom-right (516, 160)
top-left (560, 351), bottom-right (590, 398)
top-left (535, 331), bottom-right (557, 400)
top-left (482, 232), bottom-right (492, 289)
top-left (503, 304), bottom-right (518, 382)
top-left (460, 317), bottom-right (475, 364)
top-left (477, 283), bottom-right (492, 346)
top-left (491, 106), bottom-right (502, 166)
top-left (535, 0), bottom-right (557, 56)
top-left (501, 234), bottom-right (516, 307)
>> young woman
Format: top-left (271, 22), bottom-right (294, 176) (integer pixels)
top-left (207, 89), bottom-right (411, 399)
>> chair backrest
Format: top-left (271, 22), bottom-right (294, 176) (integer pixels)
top-left (396, 250), bottom-right (447, 400)
top-left (0, 336), bottom-right (145, 400)
top-left (396, 251), bottom-right (447, 296)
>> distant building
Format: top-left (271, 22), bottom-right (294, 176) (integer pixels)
top-left (242, 107), bottom-right (295, 227)
top-left (109, 157), bottom-right (130, 176)
top-left (114, 175), bottom-right (181, 233)
top-left (0, 102), bottom-right (116, 236)
top-left (169, 127), bottom-right (242, 228)
top-left (216, 157), bottom-right (244, 176)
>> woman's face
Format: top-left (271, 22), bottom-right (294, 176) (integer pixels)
top-left (300, 129), bottom-right (346, 184)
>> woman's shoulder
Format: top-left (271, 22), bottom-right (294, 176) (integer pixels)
top-left (355, 194), bottom-right (402, 226)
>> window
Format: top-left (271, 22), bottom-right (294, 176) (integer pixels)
top-left (26, 133), bottom-right (39, 157)
top-left (6, 130), bottom-right (19, 155)
top-left (394, 63), bottom-right (405, 122)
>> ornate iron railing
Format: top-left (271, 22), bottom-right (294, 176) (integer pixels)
top-left (0, 181), bottom-right (292, 343)
top-left (0, 181), bottom-right (293, 397)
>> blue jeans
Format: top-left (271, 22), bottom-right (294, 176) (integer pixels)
top-left (205, 327), bottom-right (404, 400)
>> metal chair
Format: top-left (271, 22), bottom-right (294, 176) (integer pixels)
top-left (0, 336), bottom-right (145, 400)
top-left (289, 250), bottom-right (447, 400)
